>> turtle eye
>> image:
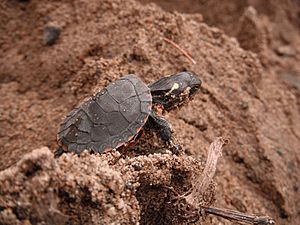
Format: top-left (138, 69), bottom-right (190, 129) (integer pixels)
top-left (189, 85), bottom-right (200, 97)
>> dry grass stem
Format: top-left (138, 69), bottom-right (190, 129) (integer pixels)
top-left (163, 37), bottom-right (197, 65)
top-left (203, 206), bottom-right (275, 225)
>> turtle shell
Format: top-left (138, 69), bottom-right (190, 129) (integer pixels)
top-left (57, 74), bottom-right (152, 154)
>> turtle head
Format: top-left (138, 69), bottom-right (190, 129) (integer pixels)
top-left (149, 72), bottom-right (201, 111)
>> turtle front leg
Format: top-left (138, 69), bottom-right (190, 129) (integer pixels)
top-left (147, 110), bottom-right (182, 154)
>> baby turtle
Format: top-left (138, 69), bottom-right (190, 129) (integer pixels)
top-left (55, 72), bottom-right (201, 157)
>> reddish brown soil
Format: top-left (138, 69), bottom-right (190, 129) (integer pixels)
top-left (0, 0), bottom-right (300, 224)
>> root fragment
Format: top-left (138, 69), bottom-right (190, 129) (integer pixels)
top-left (185, 137), bottom-right (226, 206)
top-left (163, 37), bottom-right (196, 65)
top-left (203, 206), bottom-right (275, 225)
top-left (165, 137), bottom-right (276, 224)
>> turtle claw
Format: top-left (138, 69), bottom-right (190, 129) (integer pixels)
top-left (167, 138), bottom-right (182, 155)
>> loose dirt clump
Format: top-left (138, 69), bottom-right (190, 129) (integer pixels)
top-left (0, 147), bottom-right (137, 225)
top-left (0, 146), bottom-right (215, 225)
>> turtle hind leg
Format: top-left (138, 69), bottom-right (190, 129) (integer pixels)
top-left (147, 110), bottom-right (182, 154)
top-left (54, 147), bottom-right (64, 158)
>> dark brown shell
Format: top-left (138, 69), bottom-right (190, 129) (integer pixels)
top-left (57, 74), bottom-right (152, 154)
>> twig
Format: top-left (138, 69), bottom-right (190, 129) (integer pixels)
top-left (163, 37), bottom-right (196, 65)
top-left (185, 137), bottom-right (226, 205)
top-left (165, 138), bottom-right (275, 224)
top-left (203, 206), bottom-right (275, 225)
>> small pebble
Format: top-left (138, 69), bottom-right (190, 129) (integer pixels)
top-left (43, 26), bottom-right (61, 46)
top-left (275, 45), bottom-right (296, 57)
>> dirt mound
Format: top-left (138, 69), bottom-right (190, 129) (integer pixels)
top-left (0, 147), bottom-right (139, 225)
top-left (0, 146), bottom-right (215, 225)
top-left (0, 0), bottom-right (299, 224)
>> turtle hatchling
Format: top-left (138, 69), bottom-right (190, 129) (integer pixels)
top-left (55, 72), bottom-right (201, 157)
